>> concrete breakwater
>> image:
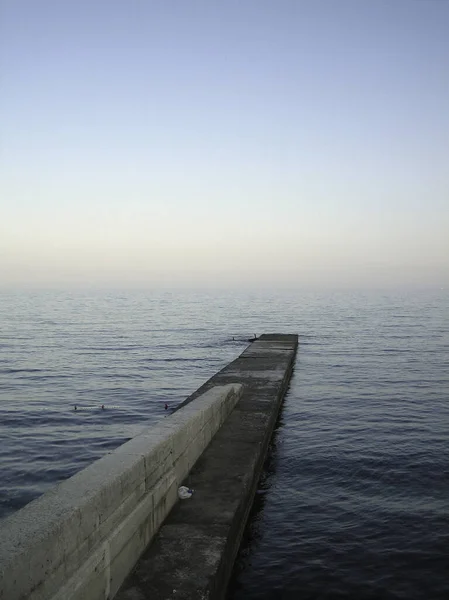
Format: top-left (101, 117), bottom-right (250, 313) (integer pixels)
top-left (0, 334), bottom-right (298, 600)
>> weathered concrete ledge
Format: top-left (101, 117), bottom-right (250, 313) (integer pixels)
top-left (0, 384), bottom-right (243, 600)
top-left (116, 333), bottom-right (298, 600)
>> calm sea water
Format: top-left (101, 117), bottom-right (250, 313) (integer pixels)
top-left (1, 288), bottom-right (448, 599)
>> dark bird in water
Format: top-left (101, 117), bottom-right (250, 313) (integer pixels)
top-left (101, 404), bottom-right (105, 410)
top-left (74, 405), bottom-right (77, 411)
top-left (164, 403), bottom-right (168, 410)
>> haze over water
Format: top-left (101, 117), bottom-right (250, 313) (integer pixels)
top-left (1, 0), bottom-right (448, 290)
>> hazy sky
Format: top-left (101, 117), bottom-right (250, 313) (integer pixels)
top-left (1, 0), bottom-right (448, 289)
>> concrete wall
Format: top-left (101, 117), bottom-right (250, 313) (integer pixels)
top-left (0, 383), bottom-right (243, 600)
top-left (115, 333), bottom-right (298, 600)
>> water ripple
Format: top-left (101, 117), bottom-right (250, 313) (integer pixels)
top-left (1, 289), bottom-right (448, 599)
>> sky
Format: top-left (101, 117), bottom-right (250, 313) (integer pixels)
top-left (1, 0), bottom-right (448, 289)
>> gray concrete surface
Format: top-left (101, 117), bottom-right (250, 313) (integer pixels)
top-left (0, 384), bottom-right (242, 600)
top-left (116, 333), bottom-right (298, 600)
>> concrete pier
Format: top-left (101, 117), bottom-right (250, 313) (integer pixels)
top-left (0, 333), bottom-right (297, 600)
top-left (116, 333), bottom-right (298, 600)
top-left (0, 385), bottom-right (244, 600)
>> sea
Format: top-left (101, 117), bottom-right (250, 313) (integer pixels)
top-left (0, 288), bottom-right (448, 599)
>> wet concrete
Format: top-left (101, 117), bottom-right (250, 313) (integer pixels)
top-left (116, 334), bottom-right (298, 600)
